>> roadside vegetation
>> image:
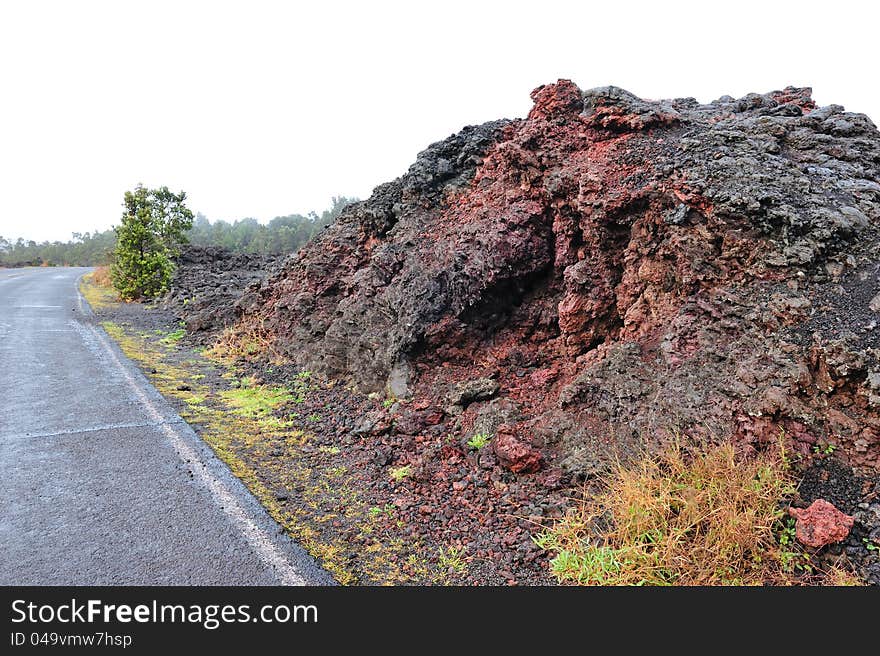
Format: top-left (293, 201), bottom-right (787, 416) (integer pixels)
top-left (534, 439), bottom-right (862, 586)
top-left (79, 272), bottom-right (442, 585)
top-left (111, 185), bottom-right (194, 300)
top-left (1, 196), bottom-right (355, 268)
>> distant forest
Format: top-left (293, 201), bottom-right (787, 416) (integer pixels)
top-left (0, 196), bottom-right (356, 267)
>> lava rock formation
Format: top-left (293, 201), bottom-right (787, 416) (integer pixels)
top-left (234, 80), bottom-right (880, 478)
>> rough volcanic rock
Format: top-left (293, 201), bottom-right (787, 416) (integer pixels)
top-left (493, 425), bottom-right (542, 473)
top-left (163, 246), bottom-right (282, 336)
top-left (233, 79), bottom-right (880, 477)
top-left (447, 378), bottom-right (500, 406)
top-left (789, 499), bottom-right (855, 548)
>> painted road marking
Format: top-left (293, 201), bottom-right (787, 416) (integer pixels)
top-left (1, 418), bottom-right (187, 441)
top-left (0, 273), bottom-right (25, 282)
top-left (75, 289), bottom-right (307, 586)
top-left (16, 305), bottom-right (62, 308)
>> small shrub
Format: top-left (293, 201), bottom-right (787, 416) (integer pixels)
top-left (467, 432), bottom-right (492, 450)
top-left (813, 442), bottom-right (836, 456)
top-left (368, 504), bottom-right (395, 518)
top-left (111, 185), bottom-right (193, 300)
top-left (438, 546), bottom-right (467, 574)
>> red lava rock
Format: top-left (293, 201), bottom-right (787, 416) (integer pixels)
top-left (527, 79), bottom-right (583, 120)
top-left (395, 409), bottom-right (446, 435)
top-left (529, 367), bottom-right (558, 387)
top-left (537, 468), bottom-right (564, 489)
top-left (168, 77), bottom-right (880, 584)
top-left (424, 410), bottom-right (444, 426)
top-left (788, 499), bottom-right (854, 548)
top-left (440, 444), bottom-right (464, 461)
top-left (236, 77), bottom-right (880, 479)
top-left (493, 425), bottom-right (542, 473)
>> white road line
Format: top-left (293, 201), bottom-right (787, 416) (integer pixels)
top-left (16, 305), bottom-right (62, 308)
top-left (77, 294), bottom-right (306, 586)
top-left (2, 418), bottom-right (186, 440)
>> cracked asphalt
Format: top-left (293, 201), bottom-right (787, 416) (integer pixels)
top-left (0, 267), bottom-right (333, 585)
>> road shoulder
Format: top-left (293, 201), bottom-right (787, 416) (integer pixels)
top-left (80, 273), bottom-right (482, 584)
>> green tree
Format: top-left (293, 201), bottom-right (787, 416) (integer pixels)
top-left (111, 185), bottom-right (193, 300)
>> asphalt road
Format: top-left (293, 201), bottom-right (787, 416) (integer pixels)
top-left (0, 267), bottom-right (333, 585)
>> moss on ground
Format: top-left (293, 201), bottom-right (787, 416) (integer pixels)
top-left (79, 274), bottom-right (436, 585)
top-left (79, 270), bottom-right (118, 310)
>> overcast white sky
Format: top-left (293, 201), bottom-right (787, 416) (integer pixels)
top-left (0, 0), bottom-right (877, 242)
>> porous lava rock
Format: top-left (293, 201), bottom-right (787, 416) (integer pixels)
top-left (789, 499), bottom-right (855, 548)
top-left (233, 80), bottom-right (880, 477)
top-left (164, 246), bottom-right (281, 335)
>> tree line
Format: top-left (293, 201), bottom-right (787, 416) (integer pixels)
top-left (0, 195), bottom-right (356, 267)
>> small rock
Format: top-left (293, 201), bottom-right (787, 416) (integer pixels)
top-left (493, 425), bottom-right (542, 474)
top-left (870, 293), bottom-right (880, 313)
top-left (387, 359), bottom-right (412, 399)
top-left (788, 499), bottom-right (854, 548)
top-left (447, 378), bottom-right (499, 407)
top-left (424, 410), bottom-right (444, 425)
top-left (352, 415), bottom-right (377, 436)
top-left (371, 446), bottom-right (393, 466)
top-left (478, 451), bottom-right (497, 470)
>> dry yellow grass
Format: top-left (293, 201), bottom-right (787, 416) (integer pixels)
top-left (79, 270), bottom-right (118, 309)
top-left (92, 265), bottom-right (113, 288)
top-left (206, 320), bottom-right (284, 364)
top-left (535, 440), bottom-right (862, 586)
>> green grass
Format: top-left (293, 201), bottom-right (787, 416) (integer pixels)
top-left (368, 503), bottom-right (396, 518)
top-left (159, 327), bottom-right (186, 345)
top-left (389, 465), bottom-right (412, 482)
